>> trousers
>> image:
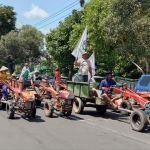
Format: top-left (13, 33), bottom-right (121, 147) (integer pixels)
top-left (0, 84), bottom-right (7, 98)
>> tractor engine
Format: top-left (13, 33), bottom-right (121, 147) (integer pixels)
top-left (53, 90), bottom-right (75, 111)
top-left (17, 91), bottom-right (35, 109)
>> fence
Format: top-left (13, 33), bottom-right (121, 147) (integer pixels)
top-left (115, 76), bottom-right (138, 91)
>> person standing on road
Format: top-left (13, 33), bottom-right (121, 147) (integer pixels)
top-left (74, 52), bottom-right (92, 82)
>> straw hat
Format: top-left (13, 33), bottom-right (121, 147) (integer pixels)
top-left (0, 66), bottom-right (8, 72)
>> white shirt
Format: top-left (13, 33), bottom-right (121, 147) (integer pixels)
top-left (77, 58), bottom-right (91, 75)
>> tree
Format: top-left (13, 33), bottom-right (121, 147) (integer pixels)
top-left (80, 0), bottom-right (85, 7)
top-left (70, 0), bottom-right (117, 74)
top-left (104, 0), bottom-right (150, 74)
top-left (0, 25), bottom-right (44, 65)
top-left (46, 10), bottom-right (83, 77)
top-left (0, 5), bottom-right (16, 37)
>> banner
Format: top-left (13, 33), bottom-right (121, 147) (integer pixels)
top-left (71, 27), bottom-right (87, 59)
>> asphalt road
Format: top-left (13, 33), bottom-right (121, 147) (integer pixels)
top-left (0, 104), bottom-right (150, 150)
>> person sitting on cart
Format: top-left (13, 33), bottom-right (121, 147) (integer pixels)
top-left (0, 66), bottom-right (10, 100)
top-left (99, 71), bottom-right (121, 109)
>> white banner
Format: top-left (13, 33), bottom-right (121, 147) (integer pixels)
top-left (71, 27), bottom-right (87, 59)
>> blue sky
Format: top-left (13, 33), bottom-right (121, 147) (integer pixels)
top-left (0, 0), bottom-right (89, 34)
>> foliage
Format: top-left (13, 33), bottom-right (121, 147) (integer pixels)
top-left (0, 5), bottom-right (16, 37)
top-left (0, 25), bottom-right (44, 65)
top-left (80, 0), bottom-right (85, 7)
top-left (46, 10), bottom-right (83, 76)
top-left (104, 0), bottom-right (150, 74)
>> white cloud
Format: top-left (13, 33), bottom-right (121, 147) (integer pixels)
top-left (39, 28), bottom-right (50, 35)
top-left (16, 22), bottom-right (23, 28)
top-left (23, 4), bottom-right (49, 19)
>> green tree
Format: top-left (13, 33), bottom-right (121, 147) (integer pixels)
top-left (0, 5), bottom-right (16, 37)
top-left (0, 25), bottom-right (44, 65)
top-left (46, 10), bottom-right (83, 77)
top-left (104, 0), bottom-right (150, 74)
top-left (80, 0), bottom-right (85, 7)
top-left (70, 0), bottom-right (116, 74)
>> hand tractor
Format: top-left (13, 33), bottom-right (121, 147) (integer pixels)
top-left (35, 80), bottom-right (75, 117)
top-left (108, 85), bottom-right (150, 132)
top-left (4, 79), bottom-right (36, 119)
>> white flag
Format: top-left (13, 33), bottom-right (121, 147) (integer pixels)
top-left (88, 52), bottom-right (95, 78)
top-left (71, 27), bottom-right (87, 59)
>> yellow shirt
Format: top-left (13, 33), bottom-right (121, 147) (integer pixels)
top-left (0, 72), bottom-right (10, 84)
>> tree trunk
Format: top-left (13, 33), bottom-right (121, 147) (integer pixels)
top-left (126, 52), bottom-right (145, 74)
top-left (68, 55), bottom-right (75, 81)
top-left (145, 59), bottom-right (150, 74)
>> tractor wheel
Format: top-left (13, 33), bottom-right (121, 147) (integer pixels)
top-left (44, 100), bottom-right (54, 117)
top-left (120, 101), bottom-right (132, 115)
top-left (36, 100), bottom-right (41, 106)
top-left (130, 109), bottom-right (148, 132)
top-left (6, 101), bottom-right (15, 119)
top-left (31, 107), bottom-right (36, 118)
top-left (63, 110), bottom-right (72, 116)
top-left (73, 97), bottom-right (84, 114)
top-left (2, 103), bottom-right (6, 109)
top-left (96, 105), bottom-right (107, 114)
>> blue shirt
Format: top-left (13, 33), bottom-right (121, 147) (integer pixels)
top-left (99, 79), bottom-right (116, 94)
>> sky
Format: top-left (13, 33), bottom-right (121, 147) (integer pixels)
top-left (0, 0), bottom-right (89, 34)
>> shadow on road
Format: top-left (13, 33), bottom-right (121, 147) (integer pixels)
top-left (22, 115), bottom-right (46, 123)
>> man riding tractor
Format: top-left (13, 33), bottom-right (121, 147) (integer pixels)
top-left (0, 66), bottom-right (10, 101)
top-left (30, 70), bottom-right (47, 105)
top-left (99, 71), bottom-right (124, 109)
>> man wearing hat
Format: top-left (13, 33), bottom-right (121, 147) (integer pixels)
top-left (99, 71), bottom-right (122, 109)
top-left (30, 69), bottom-right (44, 98)
top-left (0, 66), bottom-right (10, 100)
top-left (74, 52), bottom-right (92, 82)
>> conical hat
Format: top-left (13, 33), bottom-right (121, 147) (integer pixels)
top-left (0, 66), bottom-right (8, 72)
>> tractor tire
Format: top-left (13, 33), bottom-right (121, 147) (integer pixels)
top-left (2, 103), bottom-right (6, 109)
top-left (73, 97), bottom-right (84, 114)
top-left (130, 109), bottom-right (148, 132)
top-left (63, 110), bottom-right (72, 116)
top-left (31, 107), bottom-right (36, 118)
top-left (96, 105), bottom-right (107, 114)
top-left (44, 100), bottom-right (54, 117)
top-left (120, 101), bottom-right (132, 115)
top-left (36, 100), bottom-right (41, 106)
top-left (6, 101), bottom-right (15, 119)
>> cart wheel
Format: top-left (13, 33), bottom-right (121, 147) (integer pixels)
top-left (130, 109), bottom-right (148, 132)
top-left (6, 101), bottom-right (15, 119)
top-left (44, 100), bottom-right (54, 117)
top-left (73, 97), bottom-right (84, 114)
top-left (96, 105), bottom-right (107, 114)
top-left (36, 100), bottom-right (41, 106)
top-left (120, 101), bottom-right (132, 115)
top-left (63, 110), bottom-right (72, 116)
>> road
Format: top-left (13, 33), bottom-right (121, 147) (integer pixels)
top-left (0, 104), bottom-right (150, 150)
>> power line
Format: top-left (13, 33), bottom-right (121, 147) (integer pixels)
top-left (34, 0), bottom-right (79, 27)
top-left (38, 8), bottom-right (81, 29)
top-left (35, 2), bottom-right (79, 27)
